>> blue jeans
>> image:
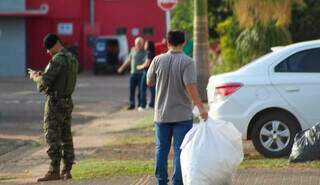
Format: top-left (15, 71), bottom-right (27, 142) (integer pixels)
top-left (129, 73), bottom-right (142, 107)
top-left (140, 71), bottom-right (155, 108)
top-left (155, 120), bottom-right (193, 185)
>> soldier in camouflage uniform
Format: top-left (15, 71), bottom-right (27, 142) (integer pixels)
top-left (28, 33), bottom-right (78, 182)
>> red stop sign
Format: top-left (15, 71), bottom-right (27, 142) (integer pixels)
top-left (157, 0), bottom-right (177, 11)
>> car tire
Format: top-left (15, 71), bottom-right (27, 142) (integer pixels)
top-left (251, 111), bottom-right (300, 158)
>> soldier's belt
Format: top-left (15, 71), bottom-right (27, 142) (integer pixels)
top-left (48, 91), bottom-right (71, 99)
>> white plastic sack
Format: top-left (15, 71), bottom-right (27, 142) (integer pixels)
top-left (180, 117), bottom-right (244, 185)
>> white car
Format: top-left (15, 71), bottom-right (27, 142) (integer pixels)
top-left (207, 40), bottom-right (320, 157)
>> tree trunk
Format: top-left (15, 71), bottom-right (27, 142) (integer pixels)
top-left (193, 0), bottom-right (210, 101)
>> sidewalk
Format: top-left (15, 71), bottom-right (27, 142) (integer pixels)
top-left (233, 169), bottom-right (320, 185)
top-left (3, 169), bottom-right (320, 185)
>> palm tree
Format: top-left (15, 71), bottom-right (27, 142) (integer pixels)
top-left (230, 0), bottom-right (304, 64)
top-left (231, 0), bottom-right (304, 28)
top-left (193, 0), bottom-right (210, 101)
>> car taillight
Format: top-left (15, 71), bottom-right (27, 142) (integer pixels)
top-left (215, 83), bottom-right (242, 97)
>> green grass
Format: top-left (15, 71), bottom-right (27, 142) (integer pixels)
top-left (31, 139), bottom-right (44, 147)
top-left (72, 160), bottom-right (155, 179)
top-left (240, 155), bottom-right (320, 169)
top-left (107, 136), bottom-right (154, 147)
top-left (105, 113), bottom-right (155, 147)
top-left (134, 114), bottom-right (154, 131)
top-left (72, 159), bottom-right (173, 180)
top-left (0, 176), bottom-right (14, 181)
top-left (72, 156), bottom-right (320, 180)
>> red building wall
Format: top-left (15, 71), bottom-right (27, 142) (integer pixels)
top-left (26, 0), bottom-right (166, 71)
top-left (95, 0), bottom-right (165, 46)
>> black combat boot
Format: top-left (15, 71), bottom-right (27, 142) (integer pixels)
top-left (60, 170), bottom-right (72, 180)
top-left (60, 165), bottom-right (73, 180)
top-left (37, 171), bottom-right (61, 182)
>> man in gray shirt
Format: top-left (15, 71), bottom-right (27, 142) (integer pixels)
top-left (147, 30), bottom-right (208, 185)
top-left (118, 37), bottom-right (146, 110)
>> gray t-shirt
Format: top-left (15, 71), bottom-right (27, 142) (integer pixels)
top-left (147, 51), bottom-right (196, 123)
top-left (128, 48), bottom-right (146, 74)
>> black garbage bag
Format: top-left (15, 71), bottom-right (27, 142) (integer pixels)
top-left (289, 122), bottom-right (320, 163)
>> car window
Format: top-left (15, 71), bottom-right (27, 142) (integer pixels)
top-left (275, 48), bottom-right (320, 73)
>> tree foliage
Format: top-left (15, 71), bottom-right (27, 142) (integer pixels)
top-left (171, 0), bottom-right (194, 37)
top-left (290, 0), bottom-right (320, 42)
top-left (231, 0), bottom-right (304, 27)
top-left (171, 0), bottom-right (312, 75)
top-left (171, 0), bottom-right (232, 39)
top-left (213, 17), bottom-right (240, 74)
top-left (236, 23), bottom-right (292, 64)
top-left (224, 0), bottom-right (296, 72)
top-left (214, 0), bottom-right (296, 74)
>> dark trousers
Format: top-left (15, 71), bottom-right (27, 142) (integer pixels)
top-left (155, 120), bottom-right (193, 185)
top-left (140, 71), bottom-right (155, 108)
top-left (129, 73), bottom-right (143, 107)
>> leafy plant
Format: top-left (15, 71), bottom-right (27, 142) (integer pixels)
top-left (290, 0), bottom-right (320, 42)
top-left (231, 0), bottom-right (304, 28)
top-left (213, 17), bottom-right (241, 74)
top-left (171, 0), bottom-right (232, 39)
top-left (236, 22), bottom-right (292, 64)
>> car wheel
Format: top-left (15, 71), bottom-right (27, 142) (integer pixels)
top-left (251, 111), bottom-right (300, 158)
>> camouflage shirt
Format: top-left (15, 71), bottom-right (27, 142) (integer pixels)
top-left (34, 48), bottom-right (78, 96)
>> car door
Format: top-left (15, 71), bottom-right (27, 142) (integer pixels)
top-left (269, 47), bottom-right (320, 128)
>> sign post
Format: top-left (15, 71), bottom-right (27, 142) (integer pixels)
top-left (165, 11), bottom-right (171, 33)
top-left (157, 0), bottom-right (177, 33)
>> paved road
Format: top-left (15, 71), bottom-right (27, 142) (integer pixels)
top-left (0, 74), bottom-right (129, 155)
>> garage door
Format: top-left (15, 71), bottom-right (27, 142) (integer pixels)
top-left (0, 18), bottom-right (26, 77)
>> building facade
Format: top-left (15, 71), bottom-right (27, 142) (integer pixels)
top-left (0, 0), bottom-right (166, 76)
top-left (0, 0), bottom-right (27, 77)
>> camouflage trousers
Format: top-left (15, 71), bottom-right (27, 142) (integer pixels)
top-left (44, 96), bottom-right (75, 173)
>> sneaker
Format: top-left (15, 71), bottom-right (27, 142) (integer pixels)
top-left (137, 107), bottom-right (145, 111)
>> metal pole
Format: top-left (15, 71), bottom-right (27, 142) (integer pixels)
top-left (166, 10), bottom-right (171, 33)
top-left (90, 0), bottom-right (95, 26)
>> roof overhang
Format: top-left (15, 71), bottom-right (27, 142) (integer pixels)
top-left (0, 4), bottom-right (49, 17)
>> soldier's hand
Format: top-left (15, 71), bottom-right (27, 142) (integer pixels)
top-left (29, 73), bottom-right (35, 80)
top-left (28, 69), bottom-right (35, 79)
top-left (28, 69), bottom-right (40, 80)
